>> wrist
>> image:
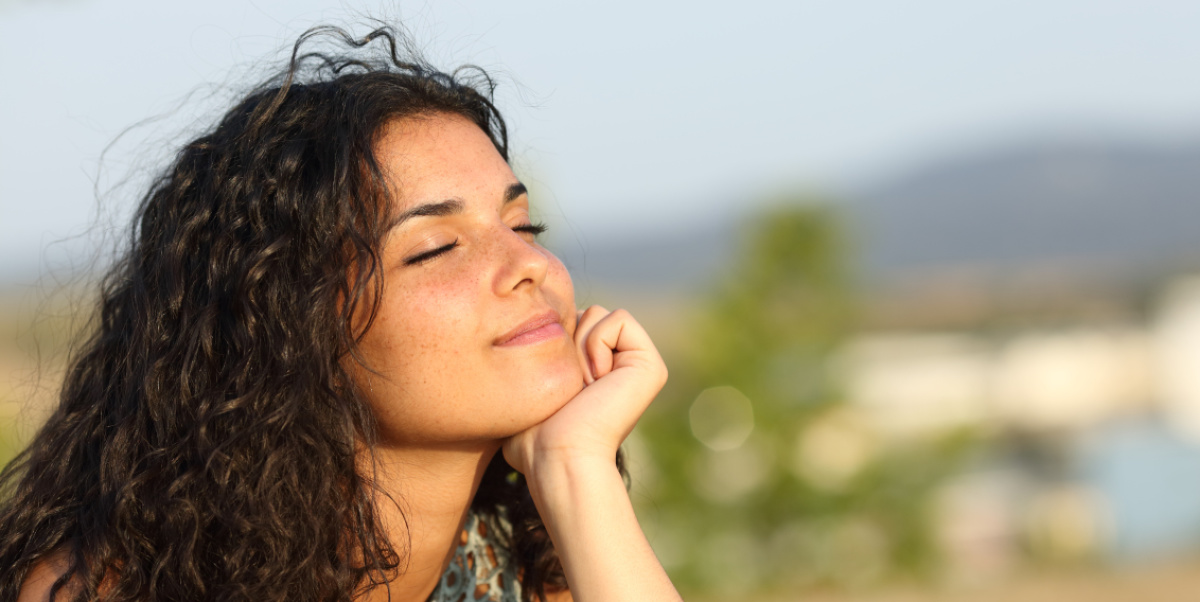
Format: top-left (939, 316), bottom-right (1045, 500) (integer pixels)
top-left (524, 451), bottom-right (624, 509)
top-left (518, 446), bottom-right (683, 601)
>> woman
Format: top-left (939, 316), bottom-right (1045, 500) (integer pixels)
top-left (1, 25), bottom-right (680, 602)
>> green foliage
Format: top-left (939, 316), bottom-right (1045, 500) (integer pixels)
top-left (632, 200), bottom-right (970, 596)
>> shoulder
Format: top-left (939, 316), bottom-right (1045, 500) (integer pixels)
top-left (16, 552), bottom-right (76, 602)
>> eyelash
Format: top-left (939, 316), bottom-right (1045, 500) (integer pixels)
top-left (514, 221), bottom-right (548, 237)
top-left (404, 239), bottom-right (460, 266)
top-left (403, 222), bottom-right (548, 266)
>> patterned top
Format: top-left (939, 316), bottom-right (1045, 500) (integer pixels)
top-left (427, 510), bottom-right (522, 602)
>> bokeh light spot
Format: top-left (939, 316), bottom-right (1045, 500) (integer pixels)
top-left (689, 386), bottom-right (754, 451)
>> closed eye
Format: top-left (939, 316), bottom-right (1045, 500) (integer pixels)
top-left (404, 239), bottom-right (459, 265)
top-left (403, 222), bottom-right (543, 266)
top-left (514, 222), bottom-right (547, 237)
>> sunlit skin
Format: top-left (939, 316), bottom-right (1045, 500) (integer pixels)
top-left (349, 112), bottom-right (679, 601)
top-left (356, 113), bottom-right (585, 447)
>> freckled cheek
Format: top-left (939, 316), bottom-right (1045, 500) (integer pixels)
top-left (548, 255), bottom-right (573, 288)
top-left (545, 255), bottom-right (577, 331)
top-left (390, 271), bottom-right (485, 353)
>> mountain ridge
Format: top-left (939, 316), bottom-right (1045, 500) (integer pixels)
top-left (558, 137), bottom-right (1200, 302)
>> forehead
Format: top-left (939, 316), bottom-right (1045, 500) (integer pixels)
top-left (374, 112), bottom-right (515, 208)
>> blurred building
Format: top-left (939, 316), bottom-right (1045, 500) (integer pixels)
top-left (837, 272), bottom-right (1200, 579)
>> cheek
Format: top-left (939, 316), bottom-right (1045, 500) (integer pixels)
top-left (353, 276), bottom-right (484, 439)
top-left (355, 264), bottom-right (479, 377)
top-left (382, 272), bottom-right (483, 362)
top-left (544, 254), bottom-right (576, 323)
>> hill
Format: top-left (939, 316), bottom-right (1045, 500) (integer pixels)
top-left (557, 138), bottom-right (1200, 327)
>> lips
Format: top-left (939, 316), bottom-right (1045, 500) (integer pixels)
top-left (494, 310), bottom-right (564, 346)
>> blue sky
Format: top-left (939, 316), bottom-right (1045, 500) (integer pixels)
top-left (3, 0), bottom-right (1200, 280)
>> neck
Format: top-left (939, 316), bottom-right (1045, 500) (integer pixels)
top-left (360, 441), bottom-right (502, 602)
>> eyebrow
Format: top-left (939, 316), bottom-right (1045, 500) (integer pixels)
top-left (503, 182), bottom-right (527, 204)
top-left (388, 182), bottom-right (527, 230)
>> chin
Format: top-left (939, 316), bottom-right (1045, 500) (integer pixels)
top-left (523, 361), bottom-right (584, 422)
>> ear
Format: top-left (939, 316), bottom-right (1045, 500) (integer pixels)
top-left (17, 551), bottom-right (77, 602)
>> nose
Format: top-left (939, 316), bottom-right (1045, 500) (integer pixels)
top-left (492, 226), bottom-right (550, 295)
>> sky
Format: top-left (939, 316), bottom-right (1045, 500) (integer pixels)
top-left (3, 0), bottom-right (1200, 281)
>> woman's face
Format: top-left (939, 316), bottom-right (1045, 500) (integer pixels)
top-left (354, 112), bottom-right (583, 448)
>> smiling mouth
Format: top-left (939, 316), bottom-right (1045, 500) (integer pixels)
top-left (495, 310), bottom-right (564, 346)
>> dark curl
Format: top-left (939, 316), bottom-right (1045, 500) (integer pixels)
top-left (0, 25), bottom-right (596, 601)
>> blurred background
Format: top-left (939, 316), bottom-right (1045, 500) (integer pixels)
top-left (4, 1), bottom-right (1200, 599)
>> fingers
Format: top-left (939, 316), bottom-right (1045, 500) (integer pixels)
top-left (528, 306), bottom-right (668, 466)
top-left (574, 306), bottom-right (666, 386)
top-left (584, 312), bottom-right (626, 380)
top-left (574, 305), bottom-right (609, 384)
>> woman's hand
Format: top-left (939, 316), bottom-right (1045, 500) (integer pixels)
top-left (501, 307), bottom-right (681, 601)
top-left (502, 306), bottom-right (667, 478)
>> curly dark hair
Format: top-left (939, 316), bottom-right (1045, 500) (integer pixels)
top-left (0, 24), bottom-right (613, 602)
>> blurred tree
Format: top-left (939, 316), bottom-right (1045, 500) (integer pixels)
top-left (633, 201), bottom-right (970, 596)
